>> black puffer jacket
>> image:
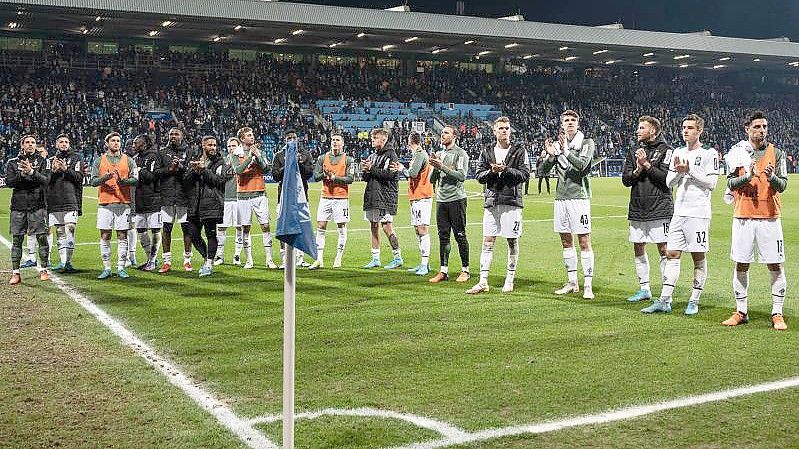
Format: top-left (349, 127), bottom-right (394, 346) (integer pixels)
top-left (184, 150), bottom-right (226, 220)
top-left (156, 141), bottom-right (191, 207)
top-left (621, 135), bottom-right (674, 221)
top-left (272, 145), bottom-right (313, 204)
top-left (46, 151), bottom-right (83, 214)
top-left (135, 145), bottom-right (163, 214)
top-left (362, 145), bottom-right (399, 214)
top-left (5, 153), bottom-right (49, 211)
top-left (475, 142), bottom-right (531, 208)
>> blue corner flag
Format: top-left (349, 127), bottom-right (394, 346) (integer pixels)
top-left (275, 141), bottom-right (318, 260)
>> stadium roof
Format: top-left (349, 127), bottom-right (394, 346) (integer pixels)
top-left (3, 0), bottom-right (799, 70)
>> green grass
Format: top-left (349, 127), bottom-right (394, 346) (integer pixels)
top-left (1, 177), bottom-right (798, 448)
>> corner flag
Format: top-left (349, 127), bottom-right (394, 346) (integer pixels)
top-left (275, 141), bottom-right (317, 260)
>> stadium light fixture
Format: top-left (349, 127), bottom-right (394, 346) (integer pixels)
top-left (478, 50), bottom-right (491, 56)
top-left (673, 54), bottom-right (691, 60)
top-left (274, 38), bottom-right (287, 44)
top-left (7, 22), bottom-right (19, 29)
top-left (213, 36), bottom-right (224, 42)
top-left (404, 36), bottom-right (419, 43)
top-left (718, 57), bottom-right (731, 61)
top-left (604, 60), bottom-right (618, 65)
top-left (234, 25), bottom-right (243, 31)
top-left (431, 48), bottom-right (446, 54)
top-left (95, 16), bottom-right (102, 22)
top-left (463, 40), bottom-right (475, 45)
top-left (644, 61), bottom-right (657, 65)
top-left (564, 56), bottom-right (578, 61)
top-left (329, 42), bottom-right (343, 48)
top-left (292, 29), bottom-right (304, 35)
top-left (522, 54), bottom-right (539, 59)
top-left (504, 43), bottom-right (519, 48)
top-left (148, 30), bottom-right (159, 37)
top-left (559, 46), bottom-right (570, 51)
top-left (643, 52), bottom-right (654, 57)
top-left (161, 21), bottom-right (173, 27)
top-left (713, 64), bottom-right (726, 69)
top-left (81, 27), bottom-right (89, 35)
top-left (789, 61), bottom-right (799, 66)
top-left (753, 58), bottom-right (761, 62)
top-left (593, 49), bottom-right (608, 55)
top-left (357, 32), bottom-right (367, 38)
top-left (679, 64), bottom-right (689, 68)
top-left (381, 44), bottom-right (396, 51)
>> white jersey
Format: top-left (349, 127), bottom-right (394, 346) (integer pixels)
top-left (667, 145), bottom-right (719, 219)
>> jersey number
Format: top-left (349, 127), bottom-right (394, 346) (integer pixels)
top-left (512, 221), bottom-right (520, 232)
top-left (662, 222), bottom-right (670, 235)
top-left (777, 240), bottom-right (784, 254)
top-left (579, 215), bottom-right (589, 226)
top-left (696, 231), bottom-right (707, 244)
top-left (413, 210), bottom-right (422, 220)
top-left (343, 208), bottom-right (349, 218)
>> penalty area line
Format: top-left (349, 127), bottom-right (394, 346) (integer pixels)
top-left (0, 233), bottom-right (279, 449)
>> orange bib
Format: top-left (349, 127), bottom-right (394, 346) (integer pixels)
top-left (408, 159), bottom-right (433, 201)
top-left (98, 153), bottom-right (131, 205)
top-left (733, 144), bottom-right (781, 219)
top-left (321, 152), bottom-right (349, 199)
top-left (237, 155), bottom-right (265, 193)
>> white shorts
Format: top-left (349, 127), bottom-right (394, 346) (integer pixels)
top-left (135, 212), bottom-right (163, 229)
top-left (221, 200), bottom-right (238, 228)
top-left (410, 198), bottom-right (433, 226)
top-left (237, 196), bottom-right (270, 226)
top-left (628, 219), bottom-right (670, 243)
top-left (554, 199), bottom-right (591, 234)
top-left (731, 218), bottom-right (785, 264)
top-left (49, 211), bottom-right (79, 226)
top-left (666, 216), bottom-right (710, 253)
top-left (161, 205), bottom-right (188, 224)
top-left (364, 208), bottom-right (393, 223)
top-left (97, 204), bottom-right (131, 231)
top-left (317, 198), bottom-right (351, 224)
top-left (483, 205), bottom-right (523, 238)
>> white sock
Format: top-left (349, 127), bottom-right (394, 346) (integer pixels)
top-left (57, 229), bottom-right (67, 264)
top-left (234, 227), bottom-right (243, 258)
top-left (244, 232), bottom-right (252, 262)
top-left (440, 265), bottom-right (449, 274)
top-left (100, 238), bottom-right (112, 270)
top-left (506, 239), bottom-right (519, 284)
top-left (419, 234), bottom-right (430, 267)
top-left (64, 226), bottom-right (76, 264)
top-left (150, 232), bottom-right (162, 263)
top-left (660, 258), bottom-right (681, 304)
top-left (117, 238), bottom-right (129, 271)
top-left (563, 247), bottom-right (578, 285)
top-left (770, 269), bottom-right (787, 315)
top-left (392, 247), bottom-right (402, 259)
top-left (316, 229), bottom-right (326, 262)
top-left (690, 258), bottom-right (707, 303)
top-left (217, 226), bottom-right (227, 258)
top-left (183, 251), bottom-right (192, 264)
top-left (634, 253), bottom-right (650, 292)
top-left (581, 250), bottom-right (594, 290)
top-left (660, 256), bottom-right (667, 282)
top-left (479, 242), bottom-right (494, 284)
top-left (204, 258), bottom-right (213, 269)
top-left (163, 251), bottom-right (172, 265)
top-left (139, 231), bottom-right (152, 263)
top-left (371, 248), bottom-right (380, 260)
top-left (263, 232), bottom-right (273, 261)
top-left (336, 226), bottom-right (347, 260)
top-left (733, 270), bottom-right (749, 315)
top-left (128, 229), bottom-right (138, 259)
top-left (26, 235), bottom-right (36, 262)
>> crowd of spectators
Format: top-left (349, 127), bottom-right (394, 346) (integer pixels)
top-left (2, 41), bottom-right (799, 174)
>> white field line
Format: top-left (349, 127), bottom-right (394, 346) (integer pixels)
top-left (248, 407), bottom-right (469, 440)
top-left (388, 376), bottom-right (799, 449)
top-left (0, 233), bottom-right (279, 449)
top-left (69, 215), bottom-right (628, 247)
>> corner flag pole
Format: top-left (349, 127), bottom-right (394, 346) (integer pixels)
top-left (283, 245), bottom-right (295, 449)
top-left (283, 244), bottom-right (296, 449)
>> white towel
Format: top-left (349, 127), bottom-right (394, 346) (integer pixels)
top-left (554, 131), bottom-right (584, 167)
top-left (723, 140), bottom-right (752, 205)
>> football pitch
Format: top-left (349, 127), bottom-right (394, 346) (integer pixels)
top-left (2, 177), bottom-right (799, 449)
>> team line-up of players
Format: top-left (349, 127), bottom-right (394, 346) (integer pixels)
top-left (4, 110), bottom-right (788, 329)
